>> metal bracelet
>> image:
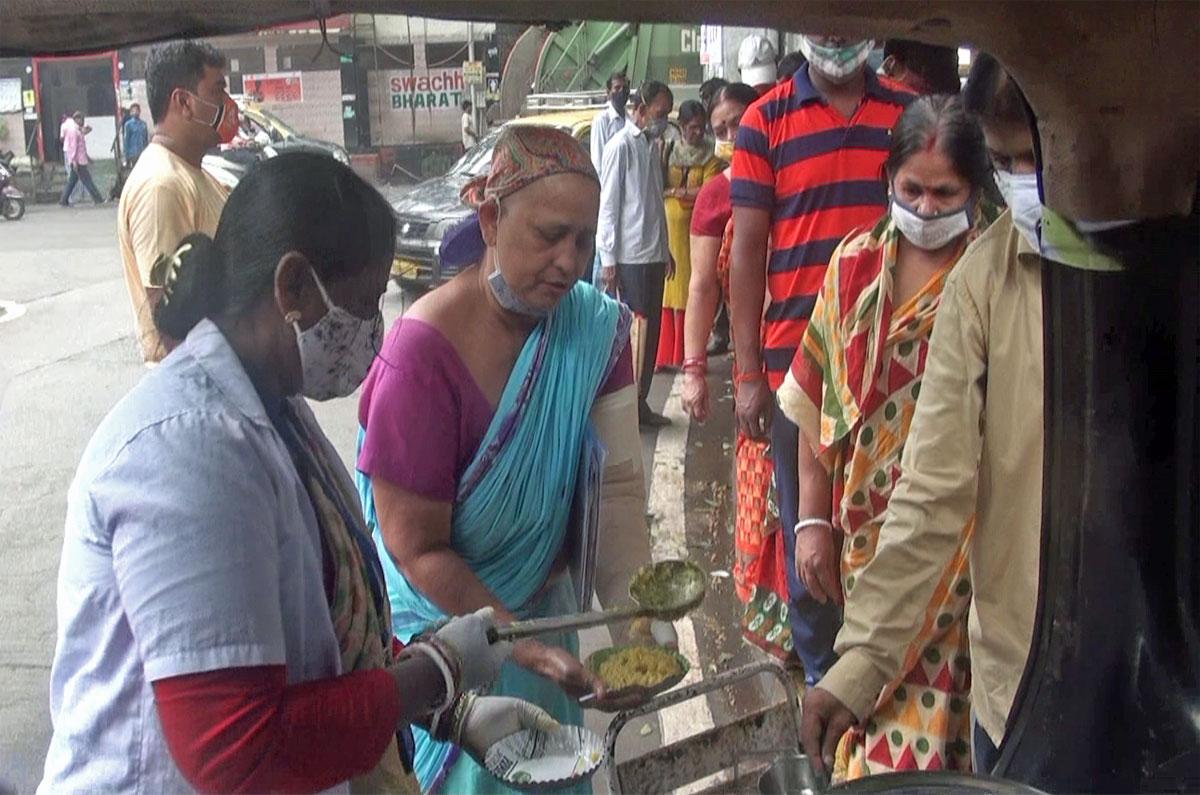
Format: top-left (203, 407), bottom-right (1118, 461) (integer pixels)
top-left (450, 691), bottom-right (476, 746)
top-left (793, 518), bottom-right (835, 535)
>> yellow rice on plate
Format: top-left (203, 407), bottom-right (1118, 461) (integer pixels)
top-left (596, 646), bottom-right (682, 689)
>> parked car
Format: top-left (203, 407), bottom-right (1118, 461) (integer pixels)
top-left (388, 108), bottom-right (595, 300)
top-left (237, 99), bottom-right (350, 164)
top-left (201, 97), bottom-right (350, 189)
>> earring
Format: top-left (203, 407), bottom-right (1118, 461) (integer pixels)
top-left (284, 311), bottom-right (301, 324)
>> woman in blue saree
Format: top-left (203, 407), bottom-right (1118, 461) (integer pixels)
top-left (356, 126), bottom-right (655, 793)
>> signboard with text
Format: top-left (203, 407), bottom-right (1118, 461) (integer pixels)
top-left (243, 71), bottom-right (304, 103)
top-left (388, 68), bottom-right (466, 111)
top-left (462, 61), bottom-right (485, 87)
top-left (368, 67), bottom-right (467, 145)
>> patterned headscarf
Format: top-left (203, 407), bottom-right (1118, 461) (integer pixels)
top-left (443, 125), bottom-right (598, 268)
top-left (460, 125), bottom-right (598, 208)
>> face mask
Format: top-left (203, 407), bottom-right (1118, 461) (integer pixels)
top-left (890, 195), bottom-right (972, 251)
top-left (486, 199), bottom-right (551, 319)
top-left (611, 88), bottom-right (630, 112)
top-left (714, 138), bottom-right (735, 161)
top-left (289, 265), bottom-right (384, 401)
top-left (993, 169), bottom-right (1043, 249)
top-left (488, 267), bottom-right (550, 318)
top-left (187, 91), bottom-right (240, 144)
top-left (645, 118), bottom-right (668, 139)
top-left (800, 37), bottom-right (874, 84)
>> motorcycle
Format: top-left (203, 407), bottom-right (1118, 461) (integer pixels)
top-left (0, 151), bottom-right (26, 221)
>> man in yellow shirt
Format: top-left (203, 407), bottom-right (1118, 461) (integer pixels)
top-left (118, 41), bottom-right (233, 363)
top-left (801, 55), bottom-right (1048, 775)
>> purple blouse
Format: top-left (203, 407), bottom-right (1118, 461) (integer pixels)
top-left (357, 318), bottom-right (633, 503)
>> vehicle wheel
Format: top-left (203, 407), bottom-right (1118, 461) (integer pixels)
top-left (1, 197), bottom-right (24, 220)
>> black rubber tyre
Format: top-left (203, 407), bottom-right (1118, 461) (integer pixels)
top-left (1, 197), bottom-right (24, 220)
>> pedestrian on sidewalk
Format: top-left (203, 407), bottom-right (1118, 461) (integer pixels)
top-left (118, 40), bottom-right (234, 364)
top-left (589, 71), bottom-right (631, 284)
top-left (598, 80), bottom-right (675, 427)
top-left (58, 113), bottom-right (83, 203)
top-left (656, 99), bottom-right (723, 371)
top-left (460, 100), bottom-right (478, 152)
top-left (59, 112), bottom-right (105, 207)
top-left (122, 102), bottom-right (149, 167)
top-left (590, 71), bottom-right (630, 172)
top-left (729, 34), bottom-right (914, 687)
top-left (680, 82), bottom-right (801, 665)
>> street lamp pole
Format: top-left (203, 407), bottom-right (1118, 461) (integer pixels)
top-left (467, 21), bottom-right (481, 141)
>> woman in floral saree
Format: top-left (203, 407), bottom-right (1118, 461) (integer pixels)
top-left (356, 126), bottom-right (656, 794)
top-left (677, 83), bottom-right (796, 664)
top-left (777, 95), bottom-right (998, 779)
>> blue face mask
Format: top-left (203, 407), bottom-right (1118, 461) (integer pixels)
top-left (487, 266), bottom-right (548, 319)
top-left (485, 198), bottom-right (550, 319)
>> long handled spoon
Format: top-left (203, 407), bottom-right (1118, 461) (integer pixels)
top-left (487, 559), bottom-right (706, 643)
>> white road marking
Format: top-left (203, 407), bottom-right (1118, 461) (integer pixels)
top-left (0, 299), bottom-right (27, 324)
top-left (646, 372), bottom-right (716, 746)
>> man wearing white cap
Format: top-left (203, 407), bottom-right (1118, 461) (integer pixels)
top-left (738, 35), bottom-right (779, 92)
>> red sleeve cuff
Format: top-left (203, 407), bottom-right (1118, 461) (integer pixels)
top-left (155, 665), bottom-right (400, 794)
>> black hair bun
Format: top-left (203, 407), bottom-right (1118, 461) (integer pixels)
top-left (152, 232), bottom-right (224, 341)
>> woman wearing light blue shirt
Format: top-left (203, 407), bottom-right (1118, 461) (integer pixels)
top-left (39, 153), bottom-right (552, 794)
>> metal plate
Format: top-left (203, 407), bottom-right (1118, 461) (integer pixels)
top-left (585, 644), bottom-right (690, 702)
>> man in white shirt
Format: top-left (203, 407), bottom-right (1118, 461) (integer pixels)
top-left (590, 71), bottom-right (629, 171)
top-left (597, 81), bottom-right (674, 427)
top-left (588, 72), bottom-right (630, 284)
top-left (461, 100), bottom-right (478, 151)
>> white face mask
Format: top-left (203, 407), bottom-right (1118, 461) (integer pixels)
top-left (890, 195), bottom-right (972, 251)
top-left (800, 37), bottom-right (874, 84)
top-left (993, 170), bottom-right (1043, 249)
top-left (289, 265), bottom-right (383, 401)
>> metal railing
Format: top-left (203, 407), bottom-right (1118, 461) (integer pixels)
top-left (522, 90), bottom-right (609, 114)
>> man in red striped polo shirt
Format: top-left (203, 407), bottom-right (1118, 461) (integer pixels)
top-left (729, 35), bottom-right (912, 684)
